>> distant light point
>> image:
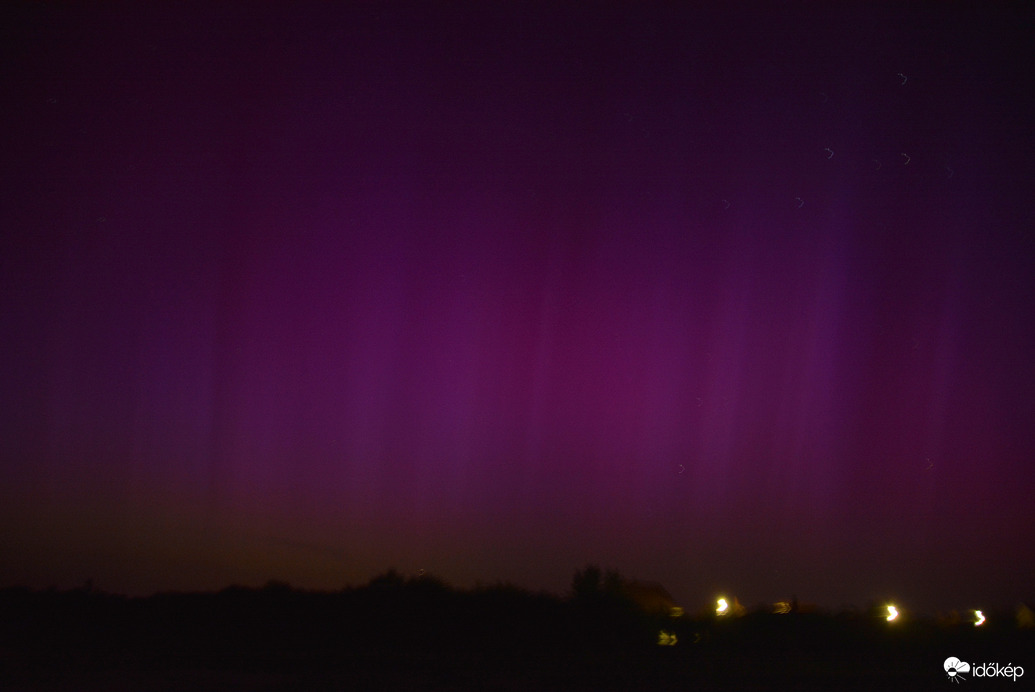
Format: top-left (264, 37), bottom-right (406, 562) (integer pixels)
top-left (898, 72), bottom-right (908, 86)
top-left (825, 147), bottom-right (834, 159)
top-left (886, 604), bottom-right (899, 622)
top-left (974, 610), bottom-right (986, 626)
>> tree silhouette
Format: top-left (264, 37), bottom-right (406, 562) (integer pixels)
top-left (571, 564), bottom-right (604, 600)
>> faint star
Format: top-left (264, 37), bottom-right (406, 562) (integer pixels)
top-left (824, 147), bottom-right (834, 159)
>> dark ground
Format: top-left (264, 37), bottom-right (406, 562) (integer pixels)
top-left (1, 576), bottom-right (1030, 690)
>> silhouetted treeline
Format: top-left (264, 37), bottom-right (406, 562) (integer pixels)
top-left (1, 569), bottom-right (1031, 691)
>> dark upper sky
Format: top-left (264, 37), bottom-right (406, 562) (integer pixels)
top-left (2, 2), bottom-right (1033, 614)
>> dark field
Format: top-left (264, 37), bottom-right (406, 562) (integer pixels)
top-left (2, 573), bottom-right (1030, 691)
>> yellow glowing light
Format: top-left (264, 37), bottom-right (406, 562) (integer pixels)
top-left (716, 598), bottom-right (729, 615)
top-left (886, 605), bottom-right (899, 622)
top-left (669, 606), bottom-right (684, 618)
top-left (657, 630), bottom-right (677, 646)
top-left (974, 610), bottom-right (986, 626)
top-left (773, 601), bottom-right (791, 614)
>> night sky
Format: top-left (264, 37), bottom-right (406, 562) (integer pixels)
top-left (2, 2), bottom-right (1033, 615)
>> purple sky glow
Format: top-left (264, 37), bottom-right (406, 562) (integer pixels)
top-left (2, 2), bottom-right (1033, 614)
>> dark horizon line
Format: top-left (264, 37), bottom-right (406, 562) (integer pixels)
top-left (4, 569), bottom-right (1031, 622)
